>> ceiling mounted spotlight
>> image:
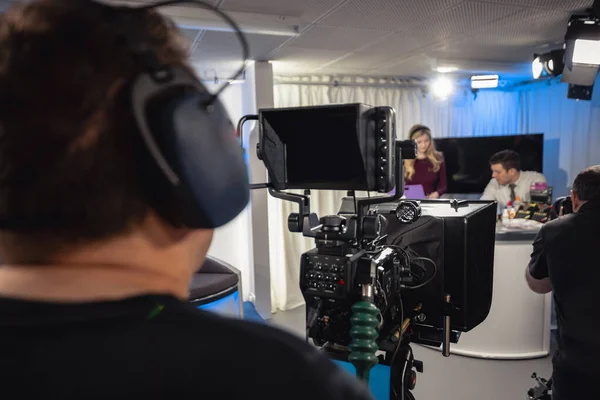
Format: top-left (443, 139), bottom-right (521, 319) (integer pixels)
top-left (532, 56), bottom-right (544, 79)
top-left (532, 50), bottom-right (565, 79)
top-left (546, 50), bottom-right (566, 76)
top-left (562, 9), bottom-right (600, 86)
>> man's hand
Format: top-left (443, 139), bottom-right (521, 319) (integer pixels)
top-left (525, 267), bottom-right (552, 294)
top-left (428, 191), bottom-right (440, 199)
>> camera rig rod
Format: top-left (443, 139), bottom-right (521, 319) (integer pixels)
top-left (348, 283), bottom-right (380, 383)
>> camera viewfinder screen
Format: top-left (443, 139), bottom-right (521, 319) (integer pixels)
top-left (260, 105), bottom-right (369, 190)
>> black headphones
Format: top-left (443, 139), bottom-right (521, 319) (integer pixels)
top-left (88, 0), bottom-right (250, 229)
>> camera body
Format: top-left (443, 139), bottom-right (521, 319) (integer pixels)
top-left (300, 214), bottom-right (411, 347)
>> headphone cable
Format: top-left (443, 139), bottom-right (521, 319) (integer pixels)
top-left (140, 0), bottom-right (250, 100)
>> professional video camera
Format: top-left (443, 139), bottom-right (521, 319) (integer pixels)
top-left (239, 104), bottom-right (497, 400)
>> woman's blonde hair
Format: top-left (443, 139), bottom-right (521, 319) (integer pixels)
top-left (404, 124), bottom-right (443, 180)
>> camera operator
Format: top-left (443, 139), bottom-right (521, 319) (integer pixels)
top-left (0, 2), bottom-right (373, 399)
top-left (526, 165), bottom-right (600, 400)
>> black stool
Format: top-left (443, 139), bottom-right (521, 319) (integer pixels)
top-left (188, 256), bottom-right (244, 319)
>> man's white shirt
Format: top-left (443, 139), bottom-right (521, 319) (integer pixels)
top-left (480, 171), bottom-right (546, 207)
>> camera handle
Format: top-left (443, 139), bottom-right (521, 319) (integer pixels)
top-left (267, 188), bottom-right (319, 236)
top-left (348, 283), bottom-right (380, 384)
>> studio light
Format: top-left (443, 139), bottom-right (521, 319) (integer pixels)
top-left (531, 50), bottom-right (565, 79)
top-left (572, 39), bottom-right (600, 65)
top-left (435, 66), bottom-right (458, 73)
top-left (562, 13), bottom-right (600, 86)
top-left (431, 76), bottom-right (454, 99)
top-left (471, 75), bottom-right (499, 89)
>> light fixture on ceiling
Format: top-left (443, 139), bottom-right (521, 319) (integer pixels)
top-left (431, 76), bottom-right (454, 99)
top-left (435, 65), bottom-right (458, 73)
top-left (532, 49), bottom-right (565, 79)
top-left (562, 9), bottom-right (600, 87)
top-left (471, 74), bottom-right (499, 89)
top-left (103, 0), bottom-right (301, 36)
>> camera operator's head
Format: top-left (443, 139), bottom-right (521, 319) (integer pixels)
top-left (571, 165), bottom-right (600, 212)
top-left (0, 1), bottom-right (213, 299)
top-left (489, 150), bottom-right (521, 186)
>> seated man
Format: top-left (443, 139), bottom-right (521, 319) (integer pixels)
top-left (0, 2), bottom-right (372, 399)
top-left (525, 165), bottom-right (600, 400)
top-left (481, 149), bottom-right (546, 207)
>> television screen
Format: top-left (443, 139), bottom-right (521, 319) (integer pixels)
top-left (434, 134), bottom-right (544, 194)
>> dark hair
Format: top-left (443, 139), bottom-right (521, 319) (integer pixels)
top-left (408, 124), bottom-right (431, 139)
top-left (0, 1), bottom-right (189, 261)
top-left (572, 165), bottom-right (600, 203)
top-left (489, 150), bottom-right (521, 172)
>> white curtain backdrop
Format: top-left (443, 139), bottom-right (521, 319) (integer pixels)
top-left (269, 75), bottom-right (600, 312)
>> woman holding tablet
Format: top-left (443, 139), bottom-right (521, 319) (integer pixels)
top-left (404, 124), bottom-right (447, 199)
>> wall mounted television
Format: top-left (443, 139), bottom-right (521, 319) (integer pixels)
top-left (433, 134), bottom-right (544, 194)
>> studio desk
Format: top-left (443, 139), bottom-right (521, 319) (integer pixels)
top-left (448, 224), bottom-right (552, 359)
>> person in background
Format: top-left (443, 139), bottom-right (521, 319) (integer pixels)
top-left (526, 165), bottom-right (600, 400)
top-left (481, 149), bottom-right (546, 207)
top-left (0, 2), bottom-right (373, 399)
top-left (404, 124), bottom-right (447, 199)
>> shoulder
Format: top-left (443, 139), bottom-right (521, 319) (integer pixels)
top-left (523, 171), bottom-right (546, 182)
top-left (539, 214), bottom-right (577, 242)
top-left (434, 151), bottom-right (444, 163)
top-left (159, 302), bottom-right (373, 399)
top-left (486, 178), bottom-right (499, 188)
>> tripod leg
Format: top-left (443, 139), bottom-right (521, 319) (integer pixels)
top-left (404, 391), bottom-right (416, 400)
top-left (389, 343), bottom-right (420, 400)
top-left (389, 345), bottom-right (408, 400)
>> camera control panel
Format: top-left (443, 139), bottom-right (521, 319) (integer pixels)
top-left (300, 251), bottom-right (353, 298)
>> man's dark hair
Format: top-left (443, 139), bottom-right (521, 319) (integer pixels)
top-left (572, 165), bottom-right (600, 203)
top-left (0, 1), bottom-right (189, 262)
top-left (489, 150), bottom-right (521, 172)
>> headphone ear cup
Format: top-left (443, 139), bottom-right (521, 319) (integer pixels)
top-left (132, 68), bottom-right (249, 229)
top-left (166, 91), bottom-right (250, 228)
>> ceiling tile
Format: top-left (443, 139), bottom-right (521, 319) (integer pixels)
top-left (317, 0), bottom-right (463, 30)
top-left (367, 55), bottom-right (435, 77)
top-left (192, 31), bottom-right (290, 61)
top-left (324, 32), bottom-right (436, 69)
top-left (271, 47), bottom-right (350, 74)
top-left (403, 1), bottom-right (527, 40)
top-left (219, 0), bottom-right (342, 21)
top-left (467, 7), bottom-right (571, 48)
top-left (473, 0), bottom-right (593, 11)
top-left (432, 39), bottom-right (535, 63)
top-left (286, 26), bottom-right (392, 52)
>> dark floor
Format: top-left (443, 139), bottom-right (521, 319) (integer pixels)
top-left (269, 304), bottom-right (554, 400)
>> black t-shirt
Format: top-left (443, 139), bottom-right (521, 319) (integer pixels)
top-left (0, 294), bottom-right (374, 399)
top-left (528, 201), bottom-right (600, 377)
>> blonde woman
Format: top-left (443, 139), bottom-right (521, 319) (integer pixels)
top-left (404, 124), bottom-right (447, 199)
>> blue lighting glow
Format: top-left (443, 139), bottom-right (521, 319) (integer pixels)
top-left (196, 291), bottom-right (240, 318)
top-left (334, 361), bottom-right (391, 400)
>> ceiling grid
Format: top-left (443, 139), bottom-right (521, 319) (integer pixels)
top-left (2, 0), bottom-right (593, 80)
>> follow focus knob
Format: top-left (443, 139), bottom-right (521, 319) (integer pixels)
top-left (321, 215), bottom-right (345, 232)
